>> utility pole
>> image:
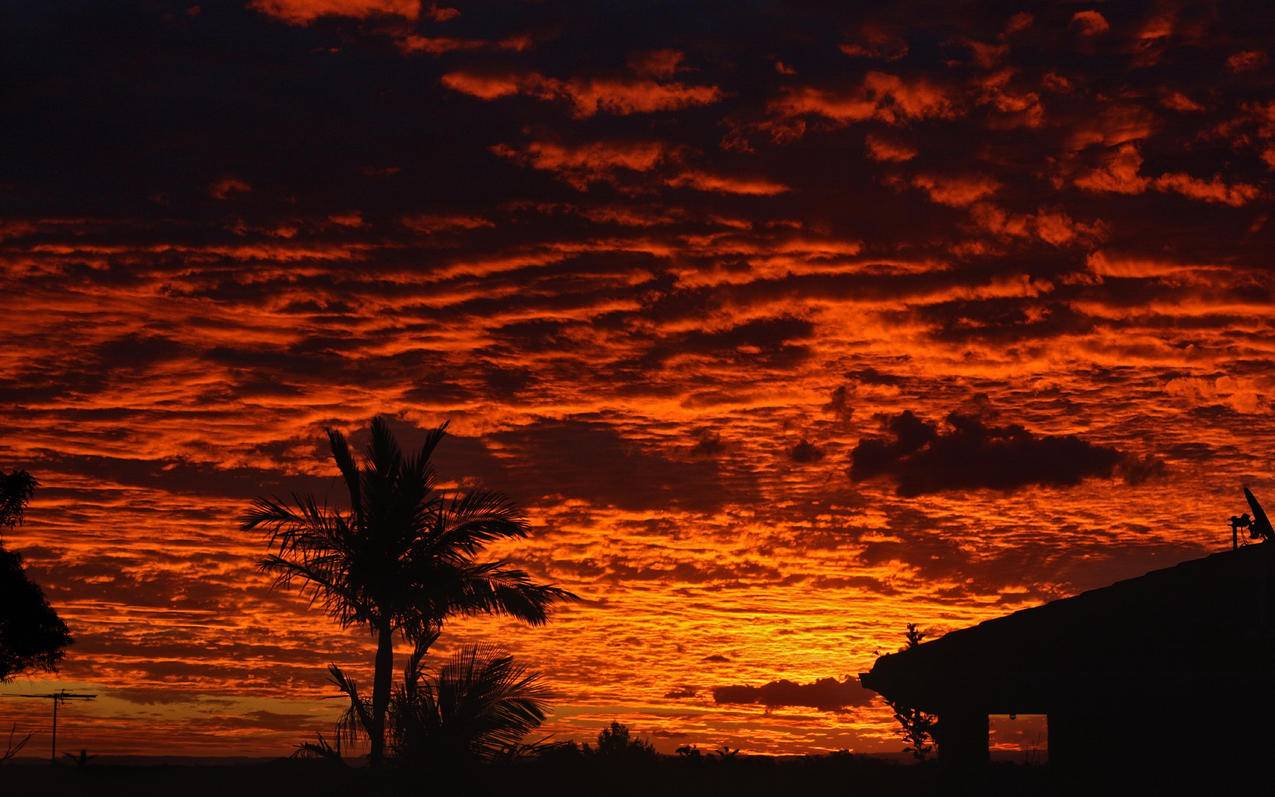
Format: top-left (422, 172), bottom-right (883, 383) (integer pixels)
top-left (51, 693), bottom-right (58, 764)
top-left (1, 690), bottom-right (96, 764)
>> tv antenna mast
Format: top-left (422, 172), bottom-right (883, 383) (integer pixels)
top-left (1, 689), bottom-right (96, 764)
top-left (1229, 486), bottom-right (1275, 549)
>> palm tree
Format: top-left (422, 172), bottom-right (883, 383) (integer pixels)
top-left (332, 633), bottom-right (549, 767)
top-left (242, 417), bottom-right (576, 767)
top-left (396, 643), bottom-right (548, 765)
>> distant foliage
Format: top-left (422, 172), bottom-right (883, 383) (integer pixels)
top-left (674, 743), bottom-right (739, 763)
top-left (885, 624), bottom-right (938, 762)
top-left (62, 749), bottom-right (95, 768)
top-left (902, 623), bottom-right (926, 650)
top-left (593, 721), bottom-right (656, 759)
top-left (0, 470), bottom-right (36, 531)
top-left (675, 744), bottom-right (703, 761)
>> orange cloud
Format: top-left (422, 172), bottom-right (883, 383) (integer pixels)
top-left (209, 177), bottom-right (252, 200)
top-left (396, 34), bottom-right (530, 55)
top-left (1151, 172), bottom-right (1260, 206)
top-left (912, 174), bottom-right (999, 207)
top-left (862, 72), bottom-right (958, 121)
top-left (564, 78), bottom-right (722, 117)
top-left (864, 134), bottom-right (917, 162)
top-left (971, 204), bottom-right (1106, 247)
top-left (768, 71), bottom-right (957, 133)
top-left (666, 171), bottom-right (790, 196)
top-left (974, 69), bottom-right (1044, 128)
top-left (1067, 105), bottom-right (1157, 151)
top-left (493, 140), bottom-right (670, 189)
top-left (425, 3), bottom-right (458, 22)
top-left (439, 71), bottom-right (528, 100)
top-left (769, 86), bottom-right (877, 124)
top-left (1227, 50), bottom-right (1268, 73)
top-left (1074, 144), bottom-right (1259, 205)
top-left (400, 214), bottom-right (494, 234)
top-left (1074, 143), bottom-right (1148, 194)
top-left (1085, 251), bottom-right (1231, 278)
top-left (1070, 10), bottom-right (1110, 36)
top-left (250, 0), bottom-right (418, 24)
top-left (441, 70), bottom-right (721, 117)
top-left (1004, 12), bottom-right (1033, 35)
top-left (1161, 91), bottom-right (1204, 113)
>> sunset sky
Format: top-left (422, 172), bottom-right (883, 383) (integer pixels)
top-left (2, 0), bottom-right (1274, 758)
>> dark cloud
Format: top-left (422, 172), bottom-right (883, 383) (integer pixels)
top-left (34, 451), bottom-right (332, 500)
top-left (712, 676), bottom-right (875, 712)
top-left (689, 429), bottom-right (725, 457)
top-left (641, 316), bottom-right (815, 368)
top-left (788, 438), bottom-right (825, 463)
top-left (857, 367), bottom-right (906, 385)
top-left (1117, 453), bottom-right (1169, 486)
top-left (850, 410), bottom-right (1124, 496)
top-left (824, 385), bottom-right (854, 422)
top-left (492, 418), bottom-right (758, 512)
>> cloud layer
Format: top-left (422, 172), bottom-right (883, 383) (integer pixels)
top-left (0, 0), bottom-right (1272, 759)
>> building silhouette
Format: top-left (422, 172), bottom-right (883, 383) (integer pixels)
top-left (861, 543), bottom-right (1275, 773)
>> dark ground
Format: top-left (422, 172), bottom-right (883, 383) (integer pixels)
top-left (0, 756), bottom-right (1072, 797)
top-left (5, 753), bottom-right (1253, 796)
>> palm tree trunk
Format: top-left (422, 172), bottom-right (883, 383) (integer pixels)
top-left (369, 620), bottom-right (394, 767)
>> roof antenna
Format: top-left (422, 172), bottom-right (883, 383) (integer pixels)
top-left (1231, 486), bottom-right (1275, 549)
top-left (1, 689), bottom-right (96, 764)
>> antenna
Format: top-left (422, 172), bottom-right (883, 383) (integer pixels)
top-left (1244, 487), bottom-right (1274, 543)
top-left (1, 690), bottom-right (96, 764)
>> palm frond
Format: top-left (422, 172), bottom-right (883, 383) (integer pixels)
top-left (328, 664), bottom-right (373, 748)
top-left (390, 645), bottom-right (548, 764)
top-left (442, 561), bottom-right (579, 626)
top-left (408, 420), bottom-right (450, 474)
top-left (326, 427), bottom-right (363, 522)
top-left (404, 628), bottom-right (440, 690)
top-left (367, 416), bottom-right (406, 480)
top-left (292, 733), bottom-right (344, 762)
top-left (423, 490), bottom-right (528, 559)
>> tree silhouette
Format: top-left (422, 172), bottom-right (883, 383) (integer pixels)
top-left (884, 623), bottom-right (937, 761)
top-left (242, 417), bottom-right (575, 767)
top-left (0, 470), bottom-right (72, 682)
top-left (0, 470), bottom-right (37, 531)
top-left (593, 721), bottom-right (655, 759)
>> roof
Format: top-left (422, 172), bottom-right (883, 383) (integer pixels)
top-left (860, 543), bottom-right (1275, 712)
